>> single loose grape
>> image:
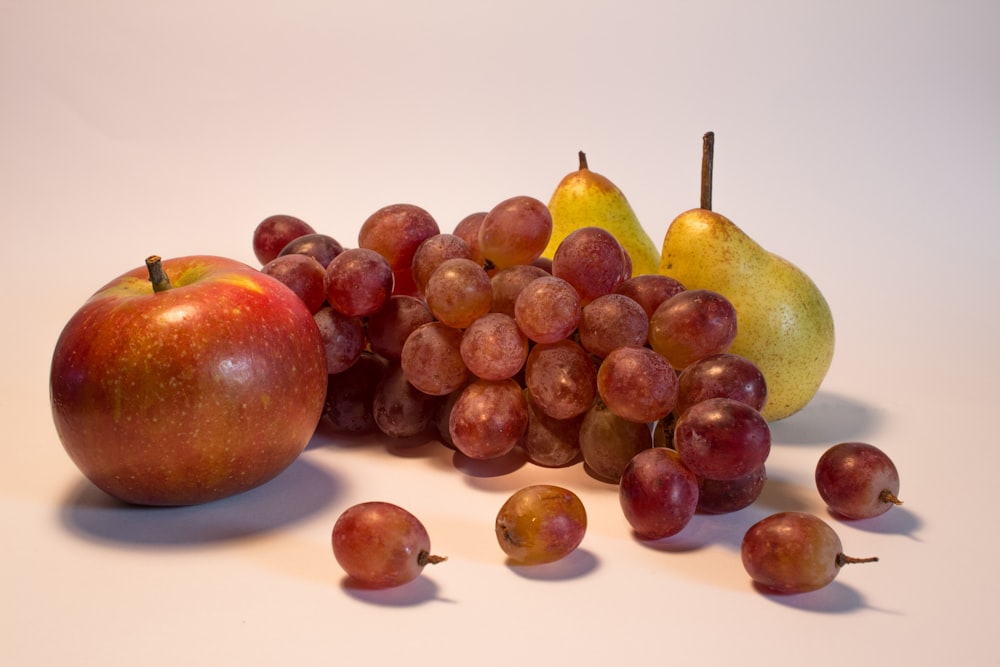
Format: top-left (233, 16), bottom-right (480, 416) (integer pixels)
top-left (332, 501), bottom-right (445, 589)
top-left (741, 511), bottom-right (877, 593)
top-left (815, 442), bottom-right (902, 519)
top-left (495, 485), bottom-right (587, 564)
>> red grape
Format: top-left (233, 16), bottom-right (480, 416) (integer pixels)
top-left (490, 264), bottom-right (550, 318)
top-left (578, 293), bottom-right (649, 358)
top-left (551, 226), bottom-right (628, 304)
top-left (400, 321), bottom-right (469, 396)
top-left (478, 195), bottom-right (553, 269)
top-left (514, 275), bottom-right (581, 344)
top-left (614, 273), bottom-right (686, 319)
top-left (519, 389), bottom-right (583, 468)
top-left (332, 501), bottom-right (445, 589)
top-left (673, 397), bottom-right (770, 480)
top-left (596, 346), bottom-right (678, 423)
top-left (524, 339), bottom-right (597, 420)
top-left (459, 312), bottom-right (529, 381)
top-left (260, 253), bottom-right (327, 314)
top-left (741, 511), bottom-right (877, 593)
top-left (372, 363), bottom-right (442, 438)
top-left (495, 485), bottom-right (587, 564)
top-left (324, 247), bottom-right (394, 317)
top-left (358, 203), bottom-right (440, 273)
top-left (424, 258), bottom-right (493, 329)
top-left (324, 352), bottom-right (389, 434)
top-left (579, 399), bottom-right (652, 482)
top-left (366, 294), bottom-right (435, 361)
top-left (278, 232), bottom-right (345, 268)
top-left (815, 442), bottom-right (902, 519)
top-left (619, 447), bottom-right (699, 539)
top-left (448, 378), bottom-right (528, 460)
top-left (648, 289), bottom-right (738, 370)
top-left (314, 306), bottom-right (366, 374)
top-left (411, 233), bottom-right (473, 295)
top-left (253, 214), bottom-right (315, 265)
top-left (674, 352), bottom-right (768, 416)
top-left (452, 211), bottom-right (487, 266)
top-left (697, 464), bottom-right (767, 514)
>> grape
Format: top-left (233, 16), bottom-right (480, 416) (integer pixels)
top-left (741, 511), bottom-right (877, 593)
top-left (358, 203), bottom-right (440, 273)
top-left (579, 399), bottom-right (653, 482)
top-left (373, 363), bottom-right (443, 438)
top-left (652, 413), bottom-right (677, 449)
top-left (278, 232), bottom-right (345, 268)
top-left (424, 258), bottom-right (493, 329)
top-left (815, 442), bottom-right (902, 519)
top-left (478, 195), bottom-right (553, 269)
top-left (324, 247), bottom-right (394, 317)
top-left (619, 447), bottom-right (699, 539)
top-left (400, 321), bottom-right (469, 396)
top-left (253, 214), bottom-right (315, 265)
top-left (459, 312), bottom-right (529, 381)
top-left (313, 306), bottom-right (366, 374)
top-left (324, 352), bottom-right (390, 433)
top-left (615, 273), bottom-right (686, 319)
top-left (519, 389), bottom-right (583, 468)
top-left (674, 353), bottom-right (768, 416)
top-left (551, 226), bottom-right (628, 304)
top-left (596, 346), bottom-right (678, 423)
top-left (452, 211), bottom-right (487, 266)
top-left (332, 501), bottom-right (445, 589)
top-left (673, 397), bottom-right (770, 480)
top-left (448, 378), bottom-right (528, 460)
top-left (578, 293), bottom-right (649, 358)
top-left (490, 264), bottom-right (550, 318)
top-left (513, 275), bottom-right (581, 344)
top-left (411, 233), bottom-right (473, 295)
top-left (697, 464), bottom-right (767, 514)
top-left (366, 294), bottom-right (435, 361)
top-left (260, 253), bottom-right (328, 314)
top-left (495, 485), bottom-right (587, 565)
top-left (524, 339), bottom-right (597, 420)
top-left (648, 289), bottom-right (738, 370)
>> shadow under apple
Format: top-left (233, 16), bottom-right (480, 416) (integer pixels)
top-left (59, 455), bottom-right (343, 547)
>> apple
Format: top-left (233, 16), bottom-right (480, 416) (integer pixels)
top-left (49, 255), bottom-right (328, 506)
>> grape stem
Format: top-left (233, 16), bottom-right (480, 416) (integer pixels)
top-left (418, 551), bottom-right (447, 566)
top-left (880, 489), bottom-right (904, 506)
top-left (145, 255), bottom-right (173, 292)
top-left (700, 131), bottom-right (714, 211)
top-left (836, 553), bottom-right (879, 568)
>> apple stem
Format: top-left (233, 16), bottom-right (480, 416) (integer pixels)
top-left (578, 151), bottom-right (589, 171)
top-left (701, 131), bottom-right (714, 211)
top-left (145, 255), bottom-right (174, 292)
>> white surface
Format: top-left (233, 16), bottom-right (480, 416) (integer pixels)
top-left (3, 1), bottom-right (999, 665)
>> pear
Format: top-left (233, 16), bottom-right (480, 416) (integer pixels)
top-left (546, 152), bottom-right (661, 276)
top-left (659, 132), bottom-right (834, 421)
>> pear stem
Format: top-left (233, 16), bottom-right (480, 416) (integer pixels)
top-left (578, 150), bottom-right (589, 171)
top-left (701, 131), bottom-right (714, 211)
top-left (145, 255), bottom-right (173, 292)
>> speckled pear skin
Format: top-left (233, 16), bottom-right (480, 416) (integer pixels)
top-left (659, 208), bottom-right (834, 421)
top-left (545, 154), bottom-right (661, 276)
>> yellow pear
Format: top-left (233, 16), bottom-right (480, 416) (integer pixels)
top-left (545, 152), bottom-right (661, 276)
top-left (659, 133), bottom-right (834, 421)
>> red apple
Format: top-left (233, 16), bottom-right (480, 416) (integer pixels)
top-left (49, 255), bottom-right (328, 506)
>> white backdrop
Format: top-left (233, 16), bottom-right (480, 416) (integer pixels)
top-left (3, 1), bottom-right (999, 665)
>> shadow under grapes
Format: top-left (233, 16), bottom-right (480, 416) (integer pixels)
top-left (340, 574), bottom-right (452, 607)
top-left (753, 580), bottom-right (869, 614)
top-left (505, 547), bottom-right (599, 581)
top-left (59, 456), bottom-right (343, 547)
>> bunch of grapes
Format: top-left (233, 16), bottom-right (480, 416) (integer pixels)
top-left (251, 200), bottom-right (902, 593)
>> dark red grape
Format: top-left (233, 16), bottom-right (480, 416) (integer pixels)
top-left (524, 339), bottom-right (597, 420)
top-left (358, 203), bottom-right (440, 273)
top-left (514, 275), bottom-right (581, 344)
top-left (551, 226), bottom-right (628, 304)
top-left (673, 397), bottom-right (770, 480)
top-left (448, 378), bottom-right (528, 460)
top-left (400, 321), bottom-right (469, 396)
top-left (614, 273), bottom-right (686, 319)
top-left (366, 294), bottom-right (435, 361)
top-left (648, 289), bottom-right (738, 370)
top-left (741, 511), bottom-right (877, 593)
top-left (314, 306), bottom-right (366, 374)
top-left (332, 501), bottom-right (445, 589)
top-left (674, 353), bottom-right (768, 416)
top-left (815, 442), bottom-right (902, 519)
top-left (411, 233), bottom-right (473, 296)
top-left (324, 247), bottom-right (394, 317)
top-left (452, 211), bottom-right (487, 266)
top-left (324, 352), bottom-right (390, 434)
top-left (253, 214), bottom-right (315, 265)
top-left (697, 464), bottom-right (767, 514)
top-left (478, 195), bottom-right (553, 269)
top-left (424, 258), bottom-right (493, 329)
top-left (260, 253), bottom-right (328, 314)
top-left (372, 363), bottom-right (443, 438)
top-left (278, 232), bottom-right (345, 268)
top-left (578, 293), bottom-right (649, 358)
top-left (596, 346), bottom-right (678, 423)
top-left (579, 399), bottom-right (652, 483)
top-left (619, 447), bottom-right (699, 539)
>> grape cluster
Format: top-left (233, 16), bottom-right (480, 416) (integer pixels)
top-left (251, 202), bottom-right (902, 593)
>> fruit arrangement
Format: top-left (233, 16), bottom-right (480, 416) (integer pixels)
top-left (49, 132), bottom-right (904, 595)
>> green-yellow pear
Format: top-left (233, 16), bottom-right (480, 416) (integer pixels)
top-left (546, 152), bottom-right (661, 276)
top-left (659, 133), bottom-right (834, 421)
